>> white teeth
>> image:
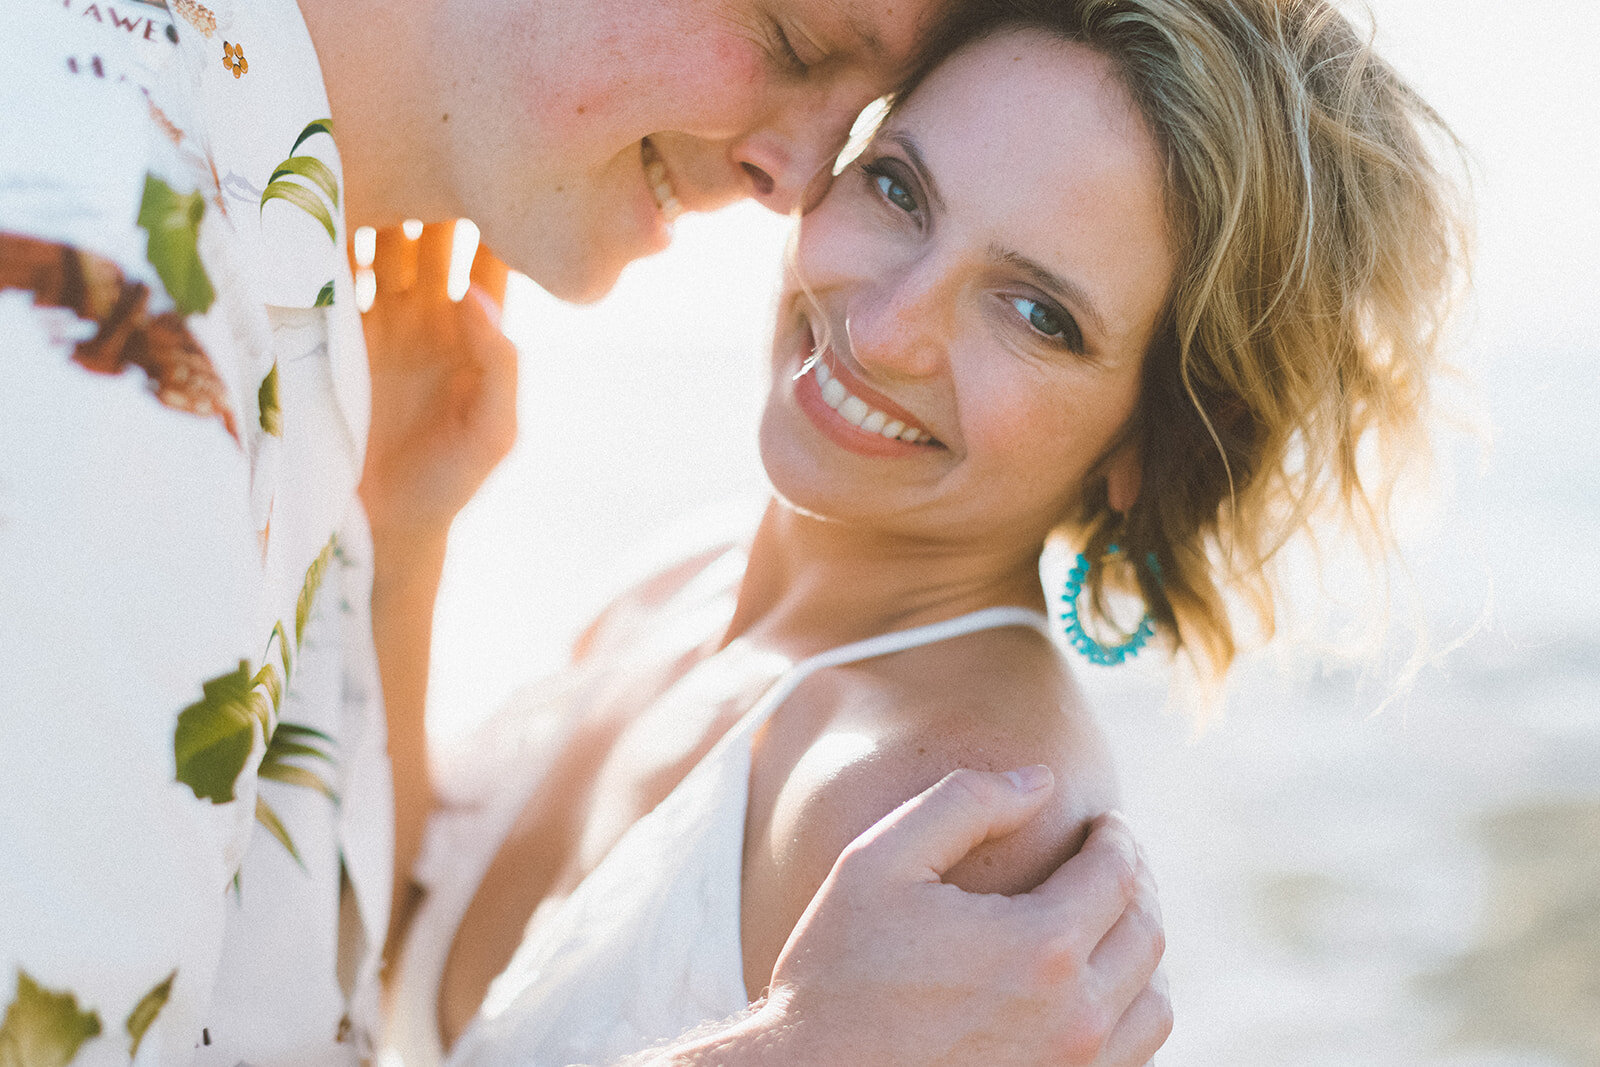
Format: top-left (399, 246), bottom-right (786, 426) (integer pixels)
top-left (642, 143), bottom-right (682, 222)
top-left (810, 356), bottom-right (932, 444)
top-left (838, 395), bottom-right (870, 426)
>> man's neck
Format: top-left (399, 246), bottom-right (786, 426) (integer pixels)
top-left (295, 0), bottom-right (457, 229)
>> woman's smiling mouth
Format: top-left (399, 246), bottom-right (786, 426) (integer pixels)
top-left (793, 322), bottom-right (942, 456)
top-left (812, 359), bottom-right (935, 444)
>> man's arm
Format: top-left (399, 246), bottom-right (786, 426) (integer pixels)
top-left (0, 236), bottom-right (271, 1060)
top-left (643, 769), bottom-right (1170, 1066)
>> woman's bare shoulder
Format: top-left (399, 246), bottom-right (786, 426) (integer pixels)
top-left (846, 625), bottom-right (1114, 887)
top-left (758, 623), bottom-right (1119, 901)
top-left (741, 623), bottom-right (1122, 988)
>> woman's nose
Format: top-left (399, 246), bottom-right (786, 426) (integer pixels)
top-left (845, 266), bottom-right (947, 381)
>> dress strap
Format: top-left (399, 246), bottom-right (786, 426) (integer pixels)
top-left (798, 606), bottom-right (1052, 675)
top-left (739, 606), bottom-right (1053, 732)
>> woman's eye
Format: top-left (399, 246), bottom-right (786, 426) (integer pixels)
top-left (1010, 296), bottom-right (1082, 349)
top-left (1012, 296), bottom-right (1064, 336)
top-left (873, 172), bottom-right (918, 213)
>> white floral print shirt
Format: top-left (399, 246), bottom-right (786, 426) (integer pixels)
top-left (0, 0), bottom-right (391, 1062)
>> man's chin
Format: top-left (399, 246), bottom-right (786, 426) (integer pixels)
top-left (540, 265), bottom-right (625, 305)
top-left (500, 202), bottom-right (683, 303)
top-left (510, 245), bottom-right (628, 305)
top-left (509, 221), bottom-right (655, 304)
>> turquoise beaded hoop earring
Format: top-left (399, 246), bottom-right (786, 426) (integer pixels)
top-left (1061, 546), bottom-right (1156, 666)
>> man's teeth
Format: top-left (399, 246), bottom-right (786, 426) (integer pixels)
top-left (642, 145), bottom-right (682, 222)
top-left (813, 359), bottom-right (932, 444)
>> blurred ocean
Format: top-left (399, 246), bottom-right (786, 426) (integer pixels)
top-left (429, 1), bottom-right (1600, 1062)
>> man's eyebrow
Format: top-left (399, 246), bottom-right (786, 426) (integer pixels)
top-left (850, 18), bottom-right (887, 61)
top-left (884, 131), bottom-right (946, 215)
top-left (834, 4), bottom-right (888, 62)
top-left (991, 247), bottom-right (1110, 338)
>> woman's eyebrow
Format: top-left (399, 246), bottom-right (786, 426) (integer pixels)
top-left (990, 246), bottom-right (1109, 337)
top-left (882, 131), bottom-right (946, 215)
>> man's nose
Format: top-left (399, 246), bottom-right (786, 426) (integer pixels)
top-left (732, 86), bottom-right (872, 214)
top-left (732, 132), bottom-right (837, 215)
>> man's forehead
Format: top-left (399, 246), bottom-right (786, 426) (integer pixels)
top-left (806, 0), bottom-right (951, 66)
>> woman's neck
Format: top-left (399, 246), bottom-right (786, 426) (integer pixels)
top-left (723, 499), bottom-right (1048, 659)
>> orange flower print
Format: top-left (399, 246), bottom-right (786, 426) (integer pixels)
top-left (171, 0), bottom-right (218, 39)
top-left (223, 41), bottom-right (247, 78)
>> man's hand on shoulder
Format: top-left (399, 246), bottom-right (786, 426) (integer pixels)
top-left (659, 768), bottom-right (1171, 1065)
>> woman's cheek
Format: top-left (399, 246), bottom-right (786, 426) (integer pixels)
top-left (796, 202), bottom-right (888, 288)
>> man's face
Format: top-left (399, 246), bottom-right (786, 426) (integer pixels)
top-left (425, 0), bottom-right (946, 301)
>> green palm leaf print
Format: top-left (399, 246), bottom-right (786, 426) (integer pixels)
top-left (124, 971), bottom-right (174, 1058)
top-left (173, 659), bottom-right (272, 805)
top-left (137, 173), bottom-right (215, 316)
top-left (261, 119), bottom-right (339, 244)
top-left (0, 971), bottom-right (102, 1067)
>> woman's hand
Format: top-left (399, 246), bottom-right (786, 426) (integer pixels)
top-left (358, 221), bottom-right (516, 551)
top-left (355, 221), bottom-right (516, 956)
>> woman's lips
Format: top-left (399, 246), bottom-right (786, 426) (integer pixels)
top-left (812, 358), bottom-right (935, 444)
top-left (793, 330), bottom-right (941, 457)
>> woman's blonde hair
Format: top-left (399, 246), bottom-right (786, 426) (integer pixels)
top-left (917, 0), bottom-right (1469, 681)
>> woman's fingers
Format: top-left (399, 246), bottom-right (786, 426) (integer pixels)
top-left (372, 224), bottom-right (420, 296)
top-left (414, 221), bottom-right (457, 295)
top-left (471, 243), bottom-right (510, 308)
top-left (369, 221), bottom-right (500, 306)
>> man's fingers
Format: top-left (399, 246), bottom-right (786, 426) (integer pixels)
top-left (372, 225), bottom-right (419, 295)
top-left (1096, 969), bottom-right (1173, 1067)
top-left (842, 767), bottom-right (1055, 883)
top-left (1027, 812), bottom-right (1142, 959)
top-left (1086, 857), bottom-right (1164, 1010)
top-left (470, 244), bottom-right (510, 307)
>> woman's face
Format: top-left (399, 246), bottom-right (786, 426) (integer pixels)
top-left (759, 29), bottom-right (1177, 554)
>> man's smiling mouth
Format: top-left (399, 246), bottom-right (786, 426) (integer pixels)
top-left (641, 138), bottom-right (682, 222)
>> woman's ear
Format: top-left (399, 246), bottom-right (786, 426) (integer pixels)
top-left (1106, 444), bottom-right (1142, 514)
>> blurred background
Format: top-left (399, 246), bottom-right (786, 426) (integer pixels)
top-left (423, 1), bottom-right (1599, 1062)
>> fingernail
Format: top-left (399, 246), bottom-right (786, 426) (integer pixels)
top-left (1003, 765), bottom-right (1053, 792)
